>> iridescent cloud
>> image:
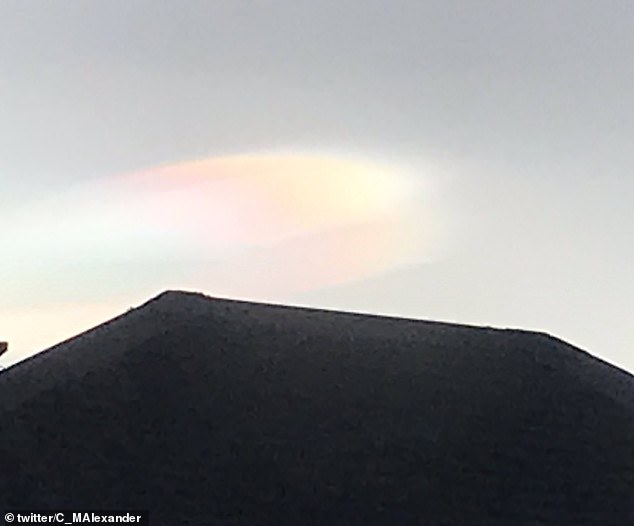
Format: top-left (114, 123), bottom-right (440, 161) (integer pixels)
top-left (1, 152), bottom-right (447, 364)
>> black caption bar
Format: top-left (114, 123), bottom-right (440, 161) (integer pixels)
top-left (3, 511), bottom-right (148, 525)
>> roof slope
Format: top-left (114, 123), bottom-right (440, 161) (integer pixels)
top-left (1, 291), bottom-right (633, 524)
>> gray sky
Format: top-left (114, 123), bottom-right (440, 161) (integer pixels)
top-left (1, 1), bottom-right (633, 372)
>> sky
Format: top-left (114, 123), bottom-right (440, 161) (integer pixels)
top-left (1, 1), bottom-right (633, 372)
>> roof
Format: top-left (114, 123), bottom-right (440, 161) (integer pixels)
top-left (0, 291), bottom-right (633, 523)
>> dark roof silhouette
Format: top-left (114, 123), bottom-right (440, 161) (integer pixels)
top-left (1, 290), bottom-right (633, 524)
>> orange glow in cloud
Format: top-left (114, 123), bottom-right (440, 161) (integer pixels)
top-left (115, 154), bottom-right (429, 249)
top-left (112, 153), bottom-right (443, 297)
